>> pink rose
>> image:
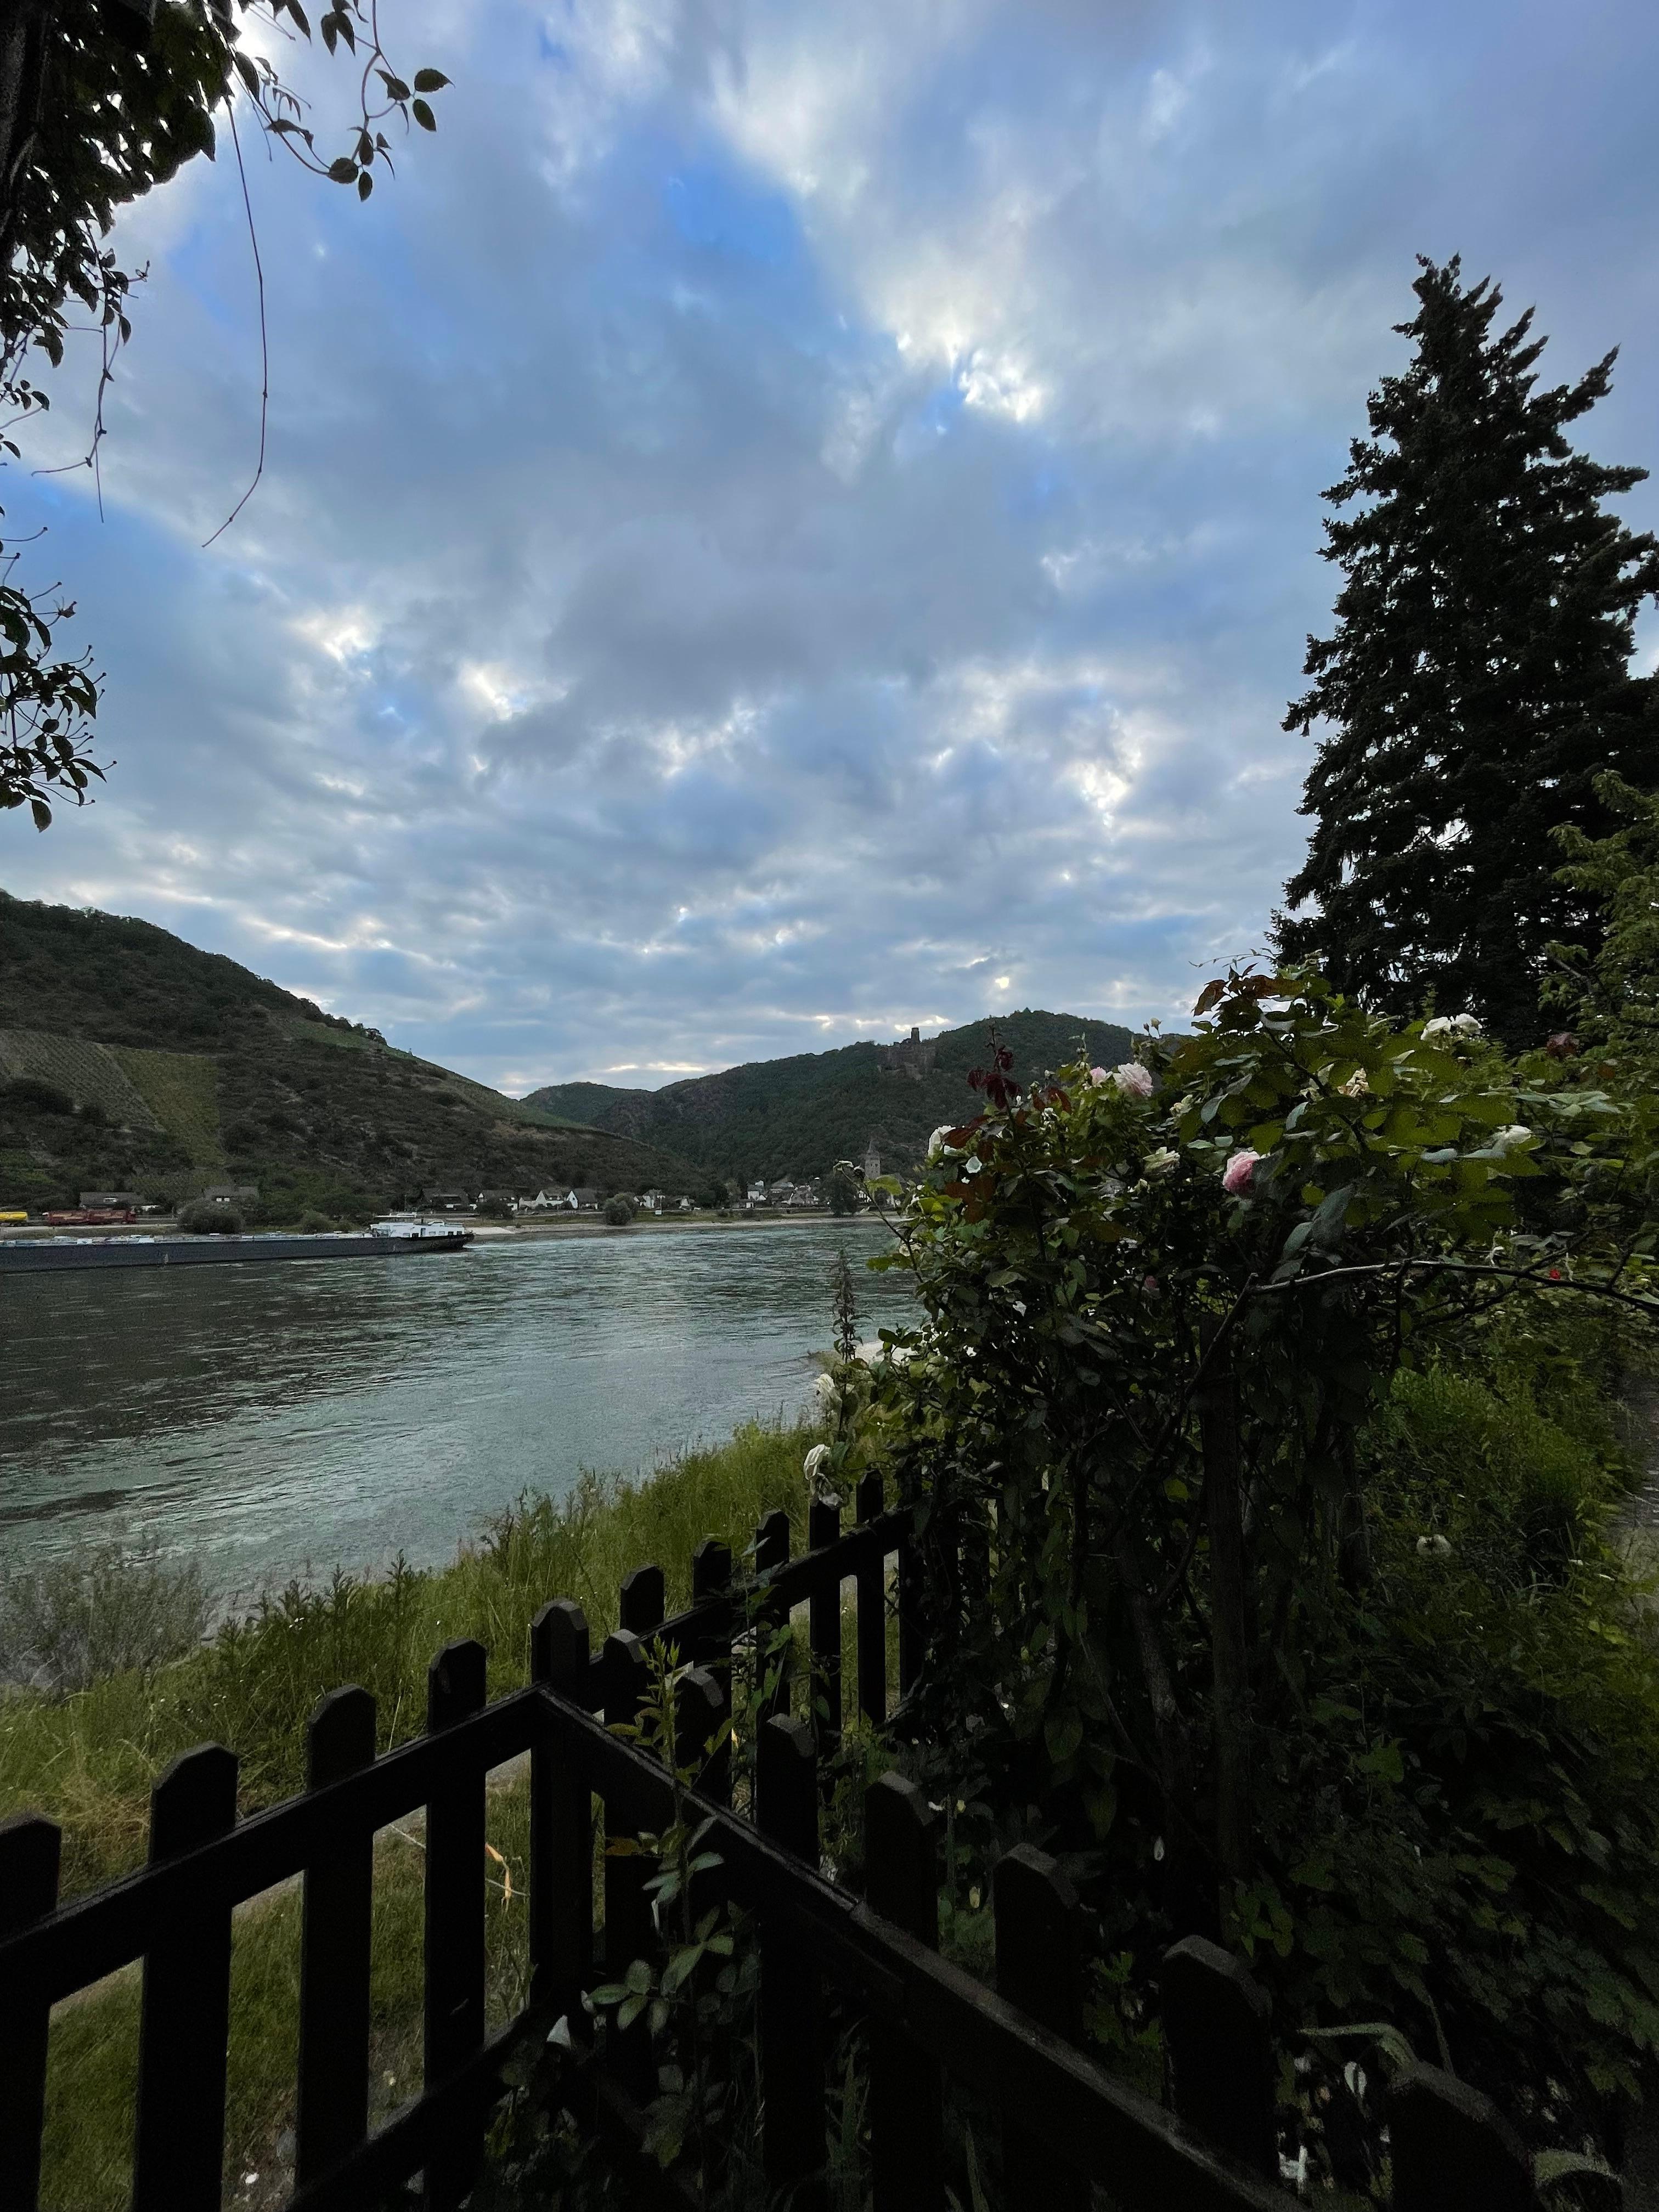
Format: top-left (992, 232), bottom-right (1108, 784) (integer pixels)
top-left (1088, 1065), bottom-right (1109, 1084)
top-left (1221, 1149), bottom-right (1260, 1196)
top-left (1110, 1062), bottom-right (1154, 1100)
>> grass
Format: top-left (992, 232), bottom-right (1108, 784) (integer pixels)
top-left (112, 1046), bottom-right (225, 1168)
top-left (0, 1418), bottom-right (819, 1896)
top-left (4, 1417), bottom-right (822, 2209)
top-left (0, 1545), bottom-right (213, 1696)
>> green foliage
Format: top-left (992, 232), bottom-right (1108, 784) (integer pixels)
top-left (1279, 255), bottom-right (1659, 1044)
top-left (0, 1071), bottom-right (71, 1115)
top-left (867, 966), bottom-right (1659, 2153)
top-left (826, 1161), bottom-right (862, 1215)
top-left (1549, 770), bottom-right (1659, 1073)
top-left (1, 1), bottom-right (450, 825)
top-left (177, 1197), bottom-right (242, 1233)
top-left (603, 1194), bottom-right (635, 1226)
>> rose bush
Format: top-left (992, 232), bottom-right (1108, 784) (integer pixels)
top-left (865, 966), bottom-right (1658, 2156)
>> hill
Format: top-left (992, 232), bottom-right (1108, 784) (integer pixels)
top-left (0, 893), bottom-right (702, 1218)
top-left (522, 1008), bottom-right (1138, 1187)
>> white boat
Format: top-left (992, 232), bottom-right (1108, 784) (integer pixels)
top-left (370, 1217), bottom-right (474, 1243)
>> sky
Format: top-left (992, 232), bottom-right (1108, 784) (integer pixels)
top-left (5, 0), bottom-right (1659, 1093)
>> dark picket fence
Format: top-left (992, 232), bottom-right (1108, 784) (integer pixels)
top-left (0, 1477), bottom-right (1566, 2212)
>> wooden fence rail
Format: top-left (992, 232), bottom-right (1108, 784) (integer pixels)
top-left (0, 1488), bottom-right (1574, 2211)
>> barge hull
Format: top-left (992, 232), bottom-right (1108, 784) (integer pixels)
top-left (0, 1233), bottom-right (470, 1273)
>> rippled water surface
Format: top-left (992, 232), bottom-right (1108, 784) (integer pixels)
top-left (1, 1221), bottom-right (908, 1591)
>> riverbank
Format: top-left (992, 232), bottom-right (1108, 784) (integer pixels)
top-left (2, 1413), bottom-right (827, 2210)
top-left (0, 1415), bottom-right (820, 1894)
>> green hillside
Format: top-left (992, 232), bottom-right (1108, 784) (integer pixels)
top-left (522, 1008), bottom-right (1138, 1186)
top-left (0, 893), bottom-right (700, 1218)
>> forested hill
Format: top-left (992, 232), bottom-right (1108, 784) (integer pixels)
top-left (521, 1008), bottom-right (1138, 1185)
top-left (0, 892), bottom-right (698, 1217)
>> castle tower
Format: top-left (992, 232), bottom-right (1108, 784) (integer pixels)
top-left (864, 1136), bottom-right (881, 1181)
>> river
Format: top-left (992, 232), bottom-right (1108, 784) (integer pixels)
top-left (0, 1220), bottom-right (910, 1596)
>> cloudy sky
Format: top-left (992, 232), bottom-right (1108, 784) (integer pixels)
top-left (5, 0), bottom-right (1658, 1092)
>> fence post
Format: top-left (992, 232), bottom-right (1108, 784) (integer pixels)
top-left (865, 1775), bottom-right (943, 2212)
top-left (677, 1663), bottom-right (729, 1807)
top-left (854, 1474), bottom-right (888, 1728)
top-left (530, 1600), bottom-right (592, 2024)
top-left (808, 1493), bottom-right (843, 1765)
top-left (1390, 2064), bottom-right (1534, 2212)
top-left (0, 1812), bottom-right (60, 2212)
top-left (296, 1686), bottom-right (376, 2189)
top-left (691, 1537), bottom-right (733, 1711)
top-left (424, 1638), bottom-right (488, 2212)
top-left (1161, 1935), bottom-right (1275, 2177)
top-left (896, 1508), bottom-right (923, 1699)
top-left (758, 1715), bottom-right (826, 2199)
top-left (994, 1843), bottom-right (1088, 2212)
top-left (754, 1507), bottom-right (792, 1720)
top-left (603, 1628), bottom-right (656, 2103)
top-left (619, 1563), bottom-right (665, 1638)
top-left (132, 1743), bottom-right (239, 2212)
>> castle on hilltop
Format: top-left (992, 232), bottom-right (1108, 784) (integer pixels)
top-left (877, 1025), bottom-right (936, 1081)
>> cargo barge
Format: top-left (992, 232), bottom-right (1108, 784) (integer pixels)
top-left (0, 1221), bottom-right (471, 1273)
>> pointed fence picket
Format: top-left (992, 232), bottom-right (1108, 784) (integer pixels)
top-left (0, 1489), bottom-right (1571, 2210)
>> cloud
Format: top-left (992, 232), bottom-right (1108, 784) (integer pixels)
top-left (4, 0), bottom-right (1658, 1088)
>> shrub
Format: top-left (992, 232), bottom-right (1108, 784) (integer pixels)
top-left (866, 967), bottom-right (1659, 2158)
top-left (604, 1195), bottom-right (635, 1226)
top-left (2, 1074), bottom-right (74, 1115)
top-left (0, 1545), bottom-right (212, 1696)
top-left (178, 1199), bottom-right (243, 1234)
top-left (296, 1209), bottom-right (337, 1233)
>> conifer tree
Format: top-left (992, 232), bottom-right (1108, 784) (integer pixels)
top-left (1277, 256), bottom-right (1659, 1042)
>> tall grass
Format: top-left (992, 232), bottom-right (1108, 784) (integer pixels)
top-left (0, 1418), bottom-right (817, 1897)
top-left (0, 1546), bottom-right (212, 1696)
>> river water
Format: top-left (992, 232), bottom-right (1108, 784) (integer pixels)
top-left (1, 1221), bottom-right (909, 1595)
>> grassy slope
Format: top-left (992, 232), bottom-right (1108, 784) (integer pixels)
top-left (0, 891), bottom-right (697, 1214)
top-left (3, 1419), bottom-right (819, 2209)
top-left (523, 1006), bottom-right (1138, 1183)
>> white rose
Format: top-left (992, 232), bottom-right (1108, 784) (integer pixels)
top-left (1422, 1016), bottom-right (1452, 1039)
top-left (803, 1443), bottom-right (831, 1484)
top-left (1143, 1148), bottom-right (1180, 1177)
top-left (1110, 1062), bottom-right (1155, 1101)
top-left (927, 1125), bottom-right (955, 1161)
top-left (1491, 1124), bottom-right (1532, 1152)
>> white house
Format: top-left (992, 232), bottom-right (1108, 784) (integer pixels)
top-left (520, 1189), bottom-right (564, 1213)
